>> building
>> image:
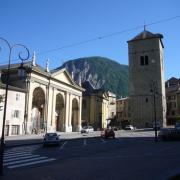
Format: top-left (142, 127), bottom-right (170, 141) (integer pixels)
top-left (128, 29), bottom-right (166, 128)
top-left (107, 91), bottom-right (116, 120)
top-left (166, 77), bottom-right (180, 125)
top-left (81, 81), bottom-right (109, 130)
top-left (0, 54), bottom-right (84, 135)
top-left (116, 97), bottom-right (131, 127)
top-left (0, 81), bottom-right (26, 136)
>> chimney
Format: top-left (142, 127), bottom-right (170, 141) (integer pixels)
top-left (32, 51), bottom-right (36, 66)
top-left (71, 71), bottom-right (74, 80)
top-left (46, 59), bottom-right (49, 72)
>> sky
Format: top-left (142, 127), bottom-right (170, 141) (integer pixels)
top-left (0, 0), bottom-right (179, 80)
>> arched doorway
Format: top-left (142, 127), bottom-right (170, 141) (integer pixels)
top-left (72, 98), bottom-right (79, 131)
top-left (32, 87), bottom-right (45, 133)
top-left (55, 93), bottom-right (65, 131)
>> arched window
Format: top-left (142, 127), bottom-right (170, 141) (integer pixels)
top-left (140, 56), bottom-right (144, 65)
top-left (140, 55), bottom-right (149, 66)
top-left (145, 55), bottom-right (149, 65)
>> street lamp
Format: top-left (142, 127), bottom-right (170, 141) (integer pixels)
top-left (0, 37), bottom-right (29, 176)
top-left (150, 80), bottom-right (158, 142)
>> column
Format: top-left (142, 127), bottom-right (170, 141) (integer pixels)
top-left (47, 85), bottom-right (54, 132)
top-left (51, 88), bottom-right (56, 131)
top-left (64, 92), bottom-right (69, 132)
top-left (68, 93), bottom-right (72, 132)
top-left (27, 82), bottom-right (33, 134)
top-left (77, 96), bottom-right (82, 131)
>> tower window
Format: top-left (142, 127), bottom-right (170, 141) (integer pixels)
top-left (140, 55), bottom-right (149, 66)
top-left (140, 56), bottom-right (144, 65)
top-left (145, 55), bottom-right (149, 65)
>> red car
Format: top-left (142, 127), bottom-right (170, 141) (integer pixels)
top-left (101, 128), bottom-right (115, 139)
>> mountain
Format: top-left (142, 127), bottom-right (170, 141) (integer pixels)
top-left (56, 56), bottom-right (129, 98)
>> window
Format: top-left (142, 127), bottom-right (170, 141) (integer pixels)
top-left (11, 125), bottom-right (19, 135)
top-left (172, 111), bottom-right (175, 116)
top-left (140, 55), bottom-right (149, 66)
top-left (5, 125), bottom-right (9, 136)
top-left (145, 98), bottom-right (148, 103)
top-left (145, 55), bottom-right (149, 65)
top-left (13, 110), bottom-right (21, 118)
top-left (140, 56), bottom-right (144, 65)
top-left (111, 112), bottom-right (115, 117)
top-left (82, 99), bottom-right (87, 109)
top-left (16, 93), bottom-right (20, 101)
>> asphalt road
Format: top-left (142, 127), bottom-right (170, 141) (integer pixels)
top-left (2, 130), bottom-right (180, 180)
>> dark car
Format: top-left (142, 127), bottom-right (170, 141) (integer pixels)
top-left (175, 122), bottom-right (180, 130)
top-left (158, 128), bottom-right (180, 141)
top-left (43, 132), bottom-right (60, 147)
top-left (101, 128), bottom-right (115, 139)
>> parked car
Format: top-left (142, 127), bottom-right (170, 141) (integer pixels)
top-left (175, 122), bottom-right (180, 130)
top-left (101, 127), bottom-right (115, 139)
top-left (158, 128), bottom-right (180, 141)
top-left (81, 126), bottom-right (94, 133)
top-left (124, 125), bottom-right (134, 130)
top-left (43, 132), bottom-right (60, 146)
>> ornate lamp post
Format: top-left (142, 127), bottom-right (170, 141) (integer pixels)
top-left (150, 80), bottom-right (158, 142)
top-left (0, 37), bottom-right (29, 176)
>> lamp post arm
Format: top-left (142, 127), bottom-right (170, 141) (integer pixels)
top-left (0, 37), bottom-right (30, 176)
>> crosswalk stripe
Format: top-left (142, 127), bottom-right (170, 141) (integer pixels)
top-left (6, 145), bottom-right (39, 152)
top-left (7, 158), bottom-right (56, 169)
top-left (4, 155), bottom-right (40, 163)
top-left (83, 139), bottom-right (87, 146)
top-left (4, 152), bottom-right (32, 158)
top-left (101, 138), bottom-right (106, 143)
top-left (4, 156), bottom-right (47, 166)
top-left (4, 150), bottom-right (35, 155)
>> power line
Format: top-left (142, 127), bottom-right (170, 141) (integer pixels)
top-left (36, 15), bottom-right (180, 56)
top-left (0, 15), bottom-right (179, 65)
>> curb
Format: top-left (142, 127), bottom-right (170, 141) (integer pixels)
top-left (5, 135), bottom-right (101, 148)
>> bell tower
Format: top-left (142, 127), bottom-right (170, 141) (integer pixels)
top-left (127, 29), bottom-right (166, 128)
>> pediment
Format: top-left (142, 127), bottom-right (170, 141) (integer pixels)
top-left (51, 68), bottom-right (75, 85)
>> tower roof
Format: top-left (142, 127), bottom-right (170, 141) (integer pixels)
top-left (128, 30), bottom-right (163, 42)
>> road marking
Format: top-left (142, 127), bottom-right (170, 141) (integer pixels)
top-left (83, 139), bottom-right (87, 146)
top-left (4, 155), bottom-right (40, 163)
top-left (4, 145), bottom-right (56, 169)
top-left (60, 141), bottom-right (67, 150)
top-left (117, 138), bottom-right (123, 142)
top-left (101, 138), bottom-right (106, 143)
top-left (4, 156), bottom-right (47, 166)
top-left (4, 153), bottom-right (32, 159)
top-left (7, 158), bottom-right (56, 169)
top-left (4, 150), bottom-right (36, 155)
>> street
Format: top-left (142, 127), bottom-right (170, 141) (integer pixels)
top-left (2, 130), bottom-right (180, 180)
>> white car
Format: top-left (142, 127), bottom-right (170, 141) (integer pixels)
top-left (81, 126), bottom-right (94, 133)
top-left (124, 125), bottom-right (134, 130)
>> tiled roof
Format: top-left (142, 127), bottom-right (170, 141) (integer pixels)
top-left (0, 81), bottom-right (26, 92)
top-left (128, 30), bottom-right (163, 42)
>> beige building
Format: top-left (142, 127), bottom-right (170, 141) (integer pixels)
top-left (107, 91), bottom-right (116, 120)
top-left (166, 77), bottom-right (180, 125)
top-left (0, 82), bottom-right (26, 136)
top-left (0, 55), bottom-right (84, 135)
top-left (116, 97), bottom-right (131, 127)
top-left (128, 29), bottom-right (166, 128)
top-left (81, 81), bottom-right (109, 129)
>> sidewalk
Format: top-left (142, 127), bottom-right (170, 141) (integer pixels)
top-left (5, 131), bottom-right (101, 148)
